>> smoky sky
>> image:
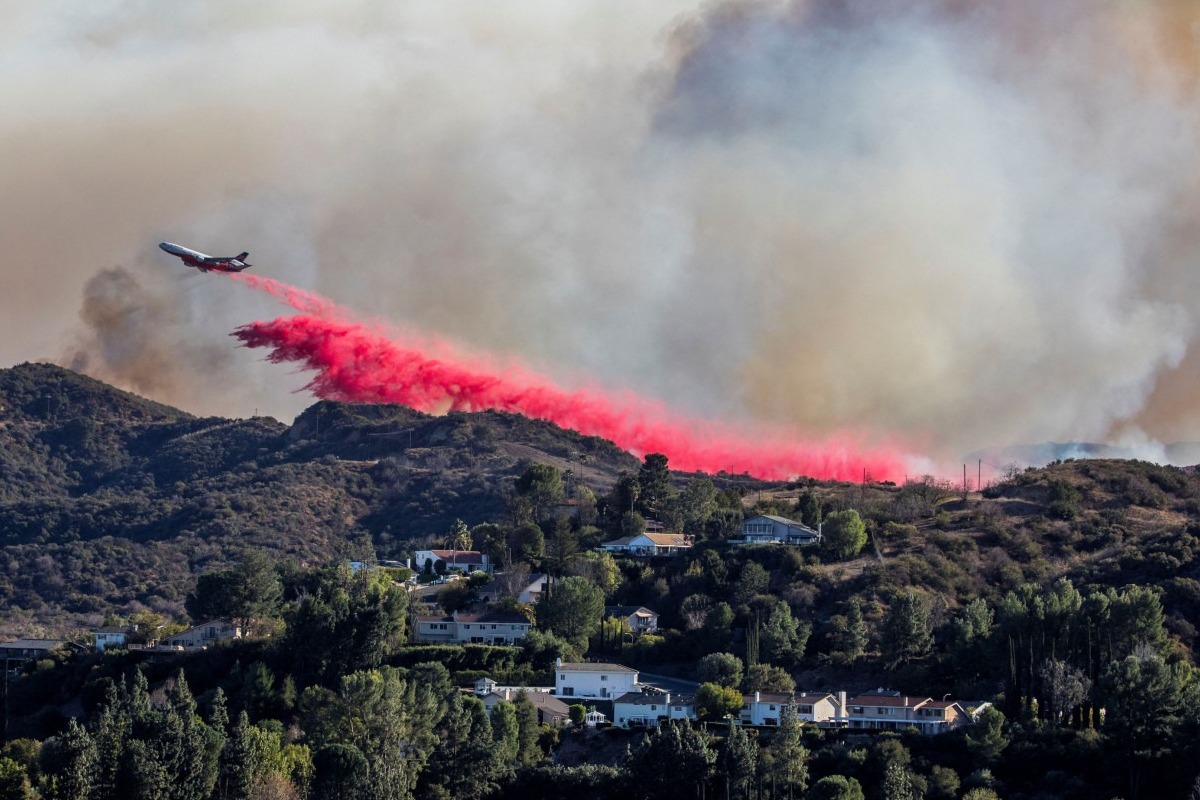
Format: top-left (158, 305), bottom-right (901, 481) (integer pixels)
top-left (4, 0), bottom-right (1200, 467)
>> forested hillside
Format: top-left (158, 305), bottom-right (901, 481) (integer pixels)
top-left (0, 363), bottom-right (639, 635)
top-left (4, 365), bottom-right (1200, 799)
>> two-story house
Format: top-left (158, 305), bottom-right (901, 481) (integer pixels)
top-left (553, 658), bottom-right (639, 699)
top-left (613, 691), bottom-right (697, 728)
top-left (737, 515), bottom-right (821, 546)
top-left (740, 691), bottom-right (842, 726)
top-left (604, 605), bottom-right (660, 633)
top-left (843, 690), bottom-right (970, 734)
top-left (412, 611), bottom-right (531, 645)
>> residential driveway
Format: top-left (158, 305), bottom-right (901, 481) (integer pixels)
top-left (637, 672), bottom-right (700, 695)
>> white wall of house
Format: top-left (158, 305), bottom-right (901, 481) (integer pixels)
top-left (554, 660), bottom-right (639, 699)
top-left (613, 694), bottom-right (697, 728)
top-left (413, 618), bottom-right (530, 645)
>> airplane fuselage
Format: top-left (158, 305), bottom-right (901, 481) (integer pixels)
top-left (159, 242), bottom-right (251, 272)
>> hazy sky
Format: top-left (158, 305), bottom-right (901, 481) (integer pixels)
top-left (5, 0), bottom-right (1200, 468)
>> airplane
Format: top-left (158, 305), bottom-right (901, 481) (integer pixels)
top-left (159, 242), bottom-right (251, 272)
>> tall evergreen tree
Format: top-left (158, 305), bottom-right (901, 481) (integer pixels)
top-left (880, 591), bottom-right (933, 669)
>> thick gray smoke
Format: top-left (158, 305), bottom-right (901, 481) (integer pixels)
top-left (3, 0), bottom-right (1200, 466)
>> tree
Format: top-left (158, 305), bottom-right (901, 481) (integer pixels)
top-left (512, 693), bottom-right (542, 767)
top-left (717, 723), bottom-right (757, 800)
top-left (742, 664), bottom-right (795, 694)
top-left (508, 523), bottom-right (546, 564)
top-left (879, 591), bottom-right (932, 669)
top-left (696, 683), bottom-right (745, 721)
top-left (881, 762), bottom-right (918, 800)
top-left (569, 551), bottom-right (620, 597)
top-left (1102, 652), bottom-right (1194, 800)
top-left (760, 602), bottom-right (810, 666)
top-left (965, 707), bottom-right (1008, 769)
top-left (490, 701), bottom-right (520, 766)
top-left (759, 706), bottom-right (808, 796)
top-left (636, 454), bottom-right (673, 519)
top-left (515, 463), bottom-right (566, 525)
top-left (545, 516), bottom-right (579, 576)
top-left (310, 744), bottom-right (369, 800)
top-left (186, 550), bottom-right (282, 633)
top-left (420, 693), bottom-right (502, 800)
top-left (733, 562), bottom-right (770, 609)
top-left (825, 598), bottom-right (868, 668)
top-left (537, 576), bottom-right (605, 649)
top-left (0, 758), bottom-right (32, 800)
top-left (445, 518), bottom-right (472, 551)
top-left (568, 704), bottom-right (587, 727)
top-left (624, 722), bottom-right (715, 800)
top-left (807, 775), bottom-right (865, 800)
top-left (1039, 658), bottom-right (1090, 726)
top-left (38, 719), bottom-right (95, 800)
top-left (821, 510), bottom-right (867, 560)
top-left (697, 653), bottom-right (744, 689)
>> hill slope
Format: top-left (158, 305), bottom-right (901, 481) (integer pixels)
top-left (0, 363), bottom-right (638, 635)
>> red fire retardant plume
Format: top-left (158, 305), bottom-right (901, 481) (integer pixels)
top-left (226, 275), bottom-right (905, 481)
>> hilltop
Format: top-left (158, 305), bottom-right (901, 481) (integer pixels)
top-left (0, 363), bottom-right (640, 635)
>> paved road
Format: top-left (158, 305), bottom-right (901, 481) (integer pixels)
top-left (638, 672), bottom-right (701, 695)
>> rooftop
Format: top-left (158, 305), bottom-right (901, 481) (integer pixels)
top-left (556, 660), bottom-right (638, 674)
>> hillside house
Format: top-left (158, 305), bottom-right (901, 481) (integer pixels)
top-left (737, 515), bottom-right (821, 546)
top-left (844, 690), bottom-right (970, 734)
top-left (554, 658), bottom-right (639, 699)
top-left (605, 605), bottom-right (660, 633)
top-left (164, 620), bottom-right (242, 650)
top-left (477, 573), bottom-right (554, 604)
top-left (613, 691), bottom-right (697, 728)
top-left (740, 691), bottom-right (841, 726)
top-left (91, 626), bottom-right (135, 652)
top-left (1, 639), bottom-right (70, 672)
top-left (414, 549), bottom-right (492, 574)
top-left (479, 688), bottom-right (570, 726)
top-left (413, 611), bottom-right (531, 645)
top-left (600, 532), bottom-right (693, 557)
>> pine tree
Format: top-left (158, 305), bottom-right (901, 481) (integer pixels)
top-left (717, 724), bottom-right (758, 800)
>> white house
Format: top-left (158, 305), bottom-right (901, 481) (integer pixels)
top-left (412, 611), bottom-right (531, 645)
top-left (737, 515), bottom-right (821, 546)
top-left (91, 626), bottom-right (134, 652)
top-left (613, 691), bottom-right (697, 728)
top-left (414, 549), bottom-right (492, 574)
top-left (605, 605), bottom-right (660, 633)
top-left (740, 691), bottom-right (841, 726)
top-left (554, 658), bottom-right (639, 699)
top-left (600, 532), bottom-right (693, 557)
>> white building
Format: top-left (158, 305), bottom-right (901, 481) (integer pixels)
top-left (92, 626), bottom-right (133, 652)
top-left (740, 691), bottom-right (842, 726)
top-left (600, 532), bottom-right (693, 557)
top-left (412, 611), bottom-right (531, 645)
top-left (737, 515), bottom-right (821, 546)
top-left (613, 691), bottom-right (697, 728)
top-left (605, 605), bottom-right (660, 633)
top-left (553, 658), bottom-right (639, 699)
top-left (414, 549), bottom-right (491, 573)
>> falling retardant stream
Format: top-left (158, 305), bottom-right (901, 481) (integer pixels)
top-left (226, 272), bottom-right (908, 482)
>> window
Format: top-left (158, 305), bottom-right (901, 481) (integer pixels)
top-left (563, 687), bottom-right (574, 696)
top-left (601, 675), bottom-right (608, 681)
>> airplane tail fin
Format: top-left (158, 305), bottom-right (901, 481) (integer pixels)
top-left (236, 252), bottom-right (249, 261)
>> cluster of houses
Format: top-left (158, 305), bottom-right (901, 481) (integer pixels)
top-left (412, 514), bottom-right (824, 579)
top-left (545, 659), bottom-right (978, 735)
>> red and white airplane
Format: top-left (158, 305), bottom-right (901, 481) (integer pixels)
top-left (159, 242), bottom-right (251, 272)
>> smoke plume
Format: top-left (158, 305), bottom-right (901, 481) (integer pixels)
top-left (7, 1), bottom-right (1200, 466)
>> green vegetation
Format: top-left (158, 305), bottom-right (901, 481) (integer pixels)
top-left (4, 366), bottom-right (1200, 798)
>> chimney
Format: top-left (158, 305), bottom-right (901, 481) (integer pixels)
top-left (665, 693), bottom-right (671, 705)
top-left (556, 657), bottom-right (563, 669)
top-left (838, 691), bottom-right (847, 720)
top-left (755, 691), bottom-right (761, 703)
